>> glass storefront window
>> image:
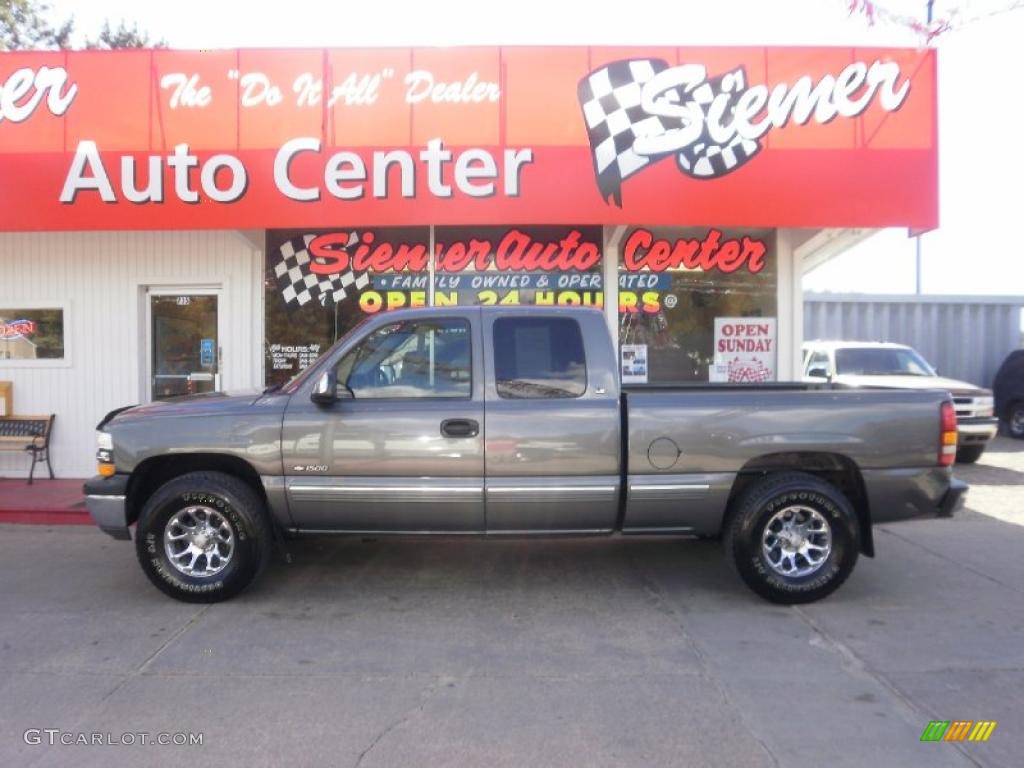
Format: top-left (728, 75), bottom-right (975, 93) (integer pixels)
top-left (0, 308), bottom-right (65, 360)
top-left (264, 224), bottom-right (778, 388)
top-left (264, 227), bottom-right (430, 387)
top-left (618, 226), bottom-right (777, 384)
top-left (264, 225), bottom-right (602, 387)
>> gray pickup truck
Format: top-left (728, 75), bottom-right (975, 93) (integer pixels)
top-left (86, 306), bottom-right (966, 604)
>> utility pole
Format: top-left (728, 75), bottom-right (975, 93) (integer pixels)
top-left (915, 0), bottom-right (935, 294)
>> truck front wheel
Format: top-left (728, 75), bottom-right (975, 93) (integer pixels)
top-left (134, 471), bottom-right (270, 603)
top-left (1008, 401), bottom-right (1024, 439)
top-left (724, 472), bottom-right (860, 604)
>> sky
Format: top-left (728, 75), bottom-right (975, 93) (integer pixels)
top-left (42, 0), bottom-right (1024, 297)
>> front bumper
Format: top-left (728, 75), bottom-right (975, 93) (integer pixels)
top-left (957, 418), bottom-right (1000, 445)
top-left (83, 474), bottom-right (131, 540)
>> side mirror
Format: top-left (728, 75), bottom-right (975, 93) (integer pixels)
top-left (311, 370), bottom-right (336, 405)
top-left (311, 370), bottom-right (354, 405)
top-left (807, 366), bottom-right (831, 381)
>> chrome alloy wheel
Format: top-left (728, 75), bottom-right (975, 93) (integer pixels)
top-left (761, 505), bottom-right (833, 578)
top-left (163, 506), bottom-right (235, 578)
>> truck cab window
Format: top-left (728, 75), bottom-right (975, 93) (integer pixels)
top-left (493, 317), bottom-right (586, 399)
top-left (337, 318), bottom-right (471, 398)
top-left (806, 350), bottom-right (830, 377)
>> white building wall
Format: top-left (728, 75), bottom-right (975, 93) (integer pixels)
top-left (0, 230), bottom-right (264, 478)
top-left (775, 228), bottom-right (803, 381)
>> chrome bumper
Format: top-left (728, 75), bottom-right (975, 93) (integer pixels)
top-left (957, 419), bottom-right (999, 444)
top-left (83, 474), bottom-right (131, 540)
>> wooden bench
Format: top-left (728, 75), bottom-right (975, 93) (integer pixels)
top-left (0, 415), bottom-right (55, 484)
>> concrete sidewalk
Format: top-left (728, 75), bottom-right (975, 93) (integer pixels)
top-left (953, 437), bottom-right (1024, 527)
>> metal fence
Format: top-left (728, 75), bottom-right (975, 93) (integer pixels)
top-left (804, 294), bottom-right (1024, 388)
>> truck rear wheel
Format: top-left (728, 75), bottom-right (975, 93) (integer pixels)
top-left (135, 471), bottom-right (270, 603)
top-left (724, 472), bottom-right (859, 604)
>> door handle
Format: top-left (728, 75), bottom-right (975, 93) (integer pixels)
top-left (440, 418), bottom-right (479, 438)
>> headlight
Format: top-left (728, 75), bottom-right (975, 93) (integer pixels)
top-left (975, 396), bottom-right (994, 417)
top-left (96, 431), bottom-right (115, 475)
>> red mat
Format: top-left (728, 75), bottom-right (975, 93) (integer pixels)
top-left (0, 478), bottom-right (92, 525)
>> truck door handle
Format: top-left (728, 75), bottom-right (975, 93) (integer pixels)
top-left (440, 418), bottom-right (479, 438)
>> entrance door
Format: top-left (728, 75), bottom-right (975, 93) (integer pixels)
top-left (148, 291), bottom-right (221, 401)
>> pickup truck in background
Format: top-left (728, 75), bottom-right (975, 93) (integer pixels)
top-left (86, 307), bottom-right (966, 604)
top-left (803, 340), bottom-right (999, 464)
top-left (993, 349), bottom-right (1024, 439)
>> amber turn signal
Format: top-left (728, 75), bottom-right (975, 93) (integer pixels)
top-left (97, 462), bottom-right (116, 477)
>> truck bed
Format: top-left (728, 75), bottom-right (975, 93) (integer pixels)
top-left (621, 385), bottom-right (952, 534)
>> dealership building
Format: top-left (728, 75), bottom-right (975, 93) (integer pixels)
top-left (0, 45), bottom-right (937, 477)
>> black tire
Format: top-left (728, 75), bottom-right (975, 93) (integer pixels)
top-left (1008, 402), bottom-right (1024, 440)
top-left (724, 472), bottom-right (860, 604)
top-left (135, 471), bottom-right (270, 603)
top-left (955, 445), bottom-right (986, 464)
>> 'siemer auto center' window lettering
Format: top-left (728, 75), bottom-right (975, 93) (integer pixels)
top-left (336, 318), bottom-right (471, 399)
top-left (493, 317), bottom-right (586, 399)
top-left (262, 225), bottom-right (602, 389)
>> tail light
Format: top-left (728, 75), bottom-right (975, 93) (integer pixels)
top-left (939, 401), bottom-right (958, 466)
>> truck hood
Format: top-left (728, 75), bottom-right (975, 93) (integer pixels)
top-left (104, 389), bottom-right (277, 426)
top-left (832, 374), bottom-right (983, 395)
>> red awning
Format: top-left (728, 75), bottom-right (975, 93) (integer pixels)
top-left (0, 46), bottom-right (937, 231)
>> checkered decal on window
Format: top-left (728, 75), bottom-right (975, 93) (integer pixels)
top-left (273, 233), bottom-right (370, 307)
top-left (577, 59), bottom-right (763, 206)
top-left (727, 358), bottom-right (772, 383)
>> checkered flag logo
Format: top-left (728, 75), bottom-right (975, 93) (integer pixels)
top-left (273, 233), bottom-right (371, 308)
top-left (578, 59), bottom-right (763, 206)
top-left (727, 358), bottom-right (772, 383)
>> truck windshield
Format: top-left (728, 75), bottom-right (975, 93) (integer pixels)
top-left (835, 347), bottom-right (936, 376)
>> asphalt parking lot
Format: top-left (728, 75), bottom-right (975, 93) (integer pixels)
top-left (1, 437), bottom-right (1022, 768)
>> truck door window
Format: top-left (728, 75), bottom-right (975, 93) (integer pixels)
top-left (337, 318), bottom-right (471, 398)
top-left (493, 317), bottom-right (586, 399)
top-left (806, 350), bottom-right (830, 377)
